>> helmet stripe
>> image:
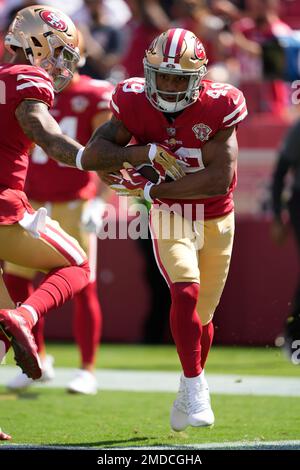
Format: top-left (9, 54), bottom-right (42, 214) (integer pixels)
top-left (174, 29), bottom-right (186, 63)
top-left (163, 28), bottom-right (177, 61)
top-left (168, 28), bottom-right (185, 64)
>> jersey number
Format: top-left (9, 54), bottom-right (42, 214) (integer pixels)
top-left (206, 83), bottom-right (232, 99)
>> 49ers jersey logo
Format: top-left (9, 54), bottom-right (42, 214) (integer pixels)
top-left (192, 123), bottom-right (212, 142)
top-left (40, 10), bottom-right (67, 32)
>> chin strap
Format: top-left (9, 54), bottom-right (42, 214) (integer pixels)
top-left (18, 31), bottom-right (35, 65)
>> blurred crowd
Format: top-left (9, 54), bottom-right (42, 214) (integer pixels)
top-left (1, 0), bottom-right (300, 118)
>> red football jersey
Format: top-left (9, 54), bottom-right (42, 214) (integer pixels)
top-left (111, 78), bottom-right (247, 220)
top-left (26, 75), bottom-right (114, 202)
top-left (0, 63), bottom-right (54, 224)
top-left (0, 64), bottom-right (54, 191)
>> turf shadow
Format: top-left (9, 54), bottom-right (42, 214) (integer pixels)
top-left (36, 437), bottom-right (150, 448)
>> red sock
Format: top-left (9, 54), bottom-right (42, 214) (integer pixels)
top-left (21, 261), bottom-right (90, 327)
top-left (170, 282), bottom-right (202, 378)
top-left (201, 322), bottom-right (214, 369)
top-left (32, 317), bottom-right (46, 354)
top-left (73, 281), bottom-right (102, 366)
top-left (4, 273), bottom-right (34, 304)
top-left (1, 274), bottom-right (34, 357)
top-left (4, 273), bottom-right (45, 351)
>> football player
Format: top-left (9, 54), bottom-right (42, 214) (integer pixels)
top-left (271, 117), bottom-right (300, 364)
top-left (0, 6), bottom-right (179, 444)
top-left (78, 28), bottom-right (248, 430)
top-left (0, 5), bottom-right (94, 380)
top-left (4, 37), bottom-right (114, 394)
top-left (0, 4), bottom-right (177, 380)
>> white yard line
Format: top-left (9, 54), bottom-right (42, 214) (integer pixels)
top-left (102, 440), bottom-right (300, 450)
top-left (2, 440), bottom-right (300, 450)
top-left (1, 367), bottom-right (300, 396)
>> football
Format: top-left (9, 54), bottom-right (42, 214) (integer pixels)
top-left (137, 164), bottom-right (160, 183)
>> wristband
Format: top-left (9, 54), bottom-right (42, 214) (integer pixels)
top-left (76, 147), bottom-right (85, 170)
top-left (144, 181), bottom-right (155, 203)
top-left (148, 143), bottom-right (157, 162)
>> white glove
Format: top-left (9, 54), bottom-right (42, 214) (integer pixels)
top-left (81, 197), bottom-right (106, 234)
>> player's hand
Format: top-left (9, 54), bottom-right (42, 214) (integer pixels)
top-left (148, 143), bottom-right (188, 181)
top-left (0, 428), bottom-right (12, 441)
top-left (109, 164), bottom-right (155, 201)
top-left (270, 219), bottom-right (289, 246)
top-left (81, 197), bottom-right (106, 233)
top-left (97, 170), bottom-right (116, 186)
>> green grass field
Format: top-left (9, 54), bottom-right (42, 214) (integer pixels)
top-left (1, 390), bottom-right (300, 447)
top-left (4, 342), bottom-right (298, 376)
top-left (1, 344), bottom-right (299, 448)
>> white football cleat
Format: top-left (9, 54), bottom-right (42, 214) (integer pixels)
top-left (170, 374), bottom-right (189, 431)
top-left (39, 355), bottom-right (55, 382)
top-left (6, 371), bottom-right (33, 390)
top-left (185, 371), bottom-right (215, 427)
top-left (170, 371), bottom-right (214, 431)
top-left (6, 354), bottom-right (55, 390)
top-left (67, 370), bottom-right (98, 395)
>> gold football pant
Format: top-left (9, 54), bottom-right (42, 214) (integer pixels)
top-left (149, 208), bottom-right (235, 325)
top-left (3, 199), bottom-right (89, 281)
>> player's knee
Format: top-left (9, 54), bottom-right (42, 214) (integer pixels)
top-left (201, 313), bottom-right (214, 325)
top-left (170, 282), bottom-right (200, 308)
top-left (198, 302), bottom-right (217, 325)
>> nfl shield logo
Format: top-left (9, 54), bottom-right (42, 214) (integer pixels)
top-left (166, 127), bottom-right (176, 137)
top-left (71, 96), bottom-right (89, 113)
top-left (192, 123), bottom-right (212, 142)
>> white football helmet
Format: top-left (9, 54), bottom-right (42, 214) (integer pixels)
top-left (5, 5), bottom-right (80, 92)
top-left (144, 28), bottom-right (208, 113)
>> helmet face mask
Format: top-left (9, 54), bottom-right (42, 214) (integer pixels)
top-left (5, 5), bottom-right (80, 92)
top-left (144, 29), bottom-right (208, 113)
top-left (41, 34), bottom-right (80, 92)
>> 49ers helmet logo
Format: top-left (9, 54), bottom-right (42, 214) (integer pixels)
top-left (40, 10), bottom-right (67, 32)
top-left (194, 38), bottom-right (206, 60)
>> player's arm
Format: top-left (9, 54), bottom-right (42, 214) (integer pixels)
top-left (270, 120), bottom-right (300, 222)
top-left (270, 157), bottom-right (290, 245)
top-left (150, 126), bottom-right (238, 199)
top-left (15, 99), bottom-right (82, 166)
top-left (82, 115), bottom-right (156, 172)
top-left (15, 99), bottom-right (186, 176)
top-left (270, 122), bottom-right (300, 245)
top-left (271, 157), bottom-right (290, 222)
top-left (90, 110), bottom-right (114, 197)
top-left (84, 114), bottom-right (132, 171)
